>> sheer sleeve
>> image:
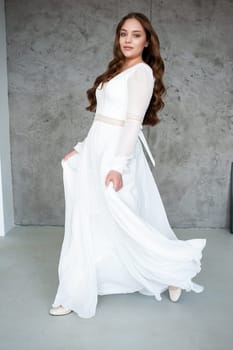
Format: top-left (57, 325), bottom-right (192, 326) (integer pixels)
top-left (108, 66), bottom-right (154, 174)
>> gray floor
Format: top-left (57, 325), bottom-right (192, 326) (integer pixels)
top-left (0, 226), bottom-right (232, 350)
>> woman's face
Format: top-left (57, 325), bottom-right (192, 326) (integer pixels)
top-left (119, 18), bottom-right (148, 61)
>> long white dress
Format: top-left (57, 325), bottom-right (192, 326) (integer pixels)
top-left (52, 62), bottom-right (207, 318)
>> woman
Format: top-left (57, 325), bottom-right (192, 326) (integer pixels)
top-left (49, 12), bottom-right (207, 318)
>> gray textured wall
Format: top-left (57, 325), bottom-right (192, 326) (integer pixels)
top-left (0, 0), bottom-right (14, 235)
top-left (6, 0), bottom-right (233, 227)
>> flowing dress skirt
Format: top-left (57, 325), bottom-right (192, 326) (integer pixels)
top-left (52, 119), bottom-right (207, 318)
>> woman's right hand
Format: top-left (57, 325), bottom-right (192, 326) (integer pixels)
top-left (63, 149), bottom-right (78, 161)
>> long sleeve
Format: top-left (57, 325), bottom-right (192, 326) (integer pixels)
top-left (73, 140), bottom-right (85, 153)
top-left (109, 66), bottom-right (154, 174)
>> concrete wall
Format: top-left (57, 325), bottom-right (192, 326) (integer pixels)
top-left (0, 0), bottom-right (14, 235)
top-left (149, 0), bottom-right (233, 227)
top-left (5, 0), bottom-right (233, 227)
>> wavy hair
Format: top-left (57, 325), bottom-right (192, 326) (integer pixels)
top-left (86, 12), bottom-right (166, 126)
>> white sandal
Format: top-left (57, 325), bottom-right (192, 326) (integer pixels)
top-left (168, 286), bottom-right (182, 302)
top-left (49, 305), bottom-right (72, 316)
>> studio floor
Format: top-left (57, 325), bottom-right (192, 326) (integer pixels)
top-left (0, 226), bottom-right (232, 350)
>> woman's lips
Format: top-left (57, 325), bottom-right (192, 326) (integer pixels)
top-left (123, 46), bottom-right (133, 50)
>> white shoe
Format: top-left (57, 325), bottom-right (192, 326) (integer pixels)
top-left (49, 305), bottom-right (72, 316)
top-left (168, 286), bottom-right (182, 302)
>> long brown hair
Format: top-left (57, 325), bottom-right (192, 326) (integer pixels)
top-left (86, 12), bottom-right (166, 126)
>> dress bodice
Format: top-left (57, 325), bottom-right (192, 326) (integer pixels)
top-left (95, 62), bottom-right (154, 121)
top-left (74, 62), bottom-right (156, 173)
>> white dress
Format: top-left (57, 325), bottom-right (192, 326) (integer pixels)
top-left (52, 62), bottom-right (207, 318)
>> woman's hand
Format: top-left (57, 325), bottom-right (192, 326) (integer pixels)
top-left (105, 170), bottom-right (123, 192)
top-left (63, 149), bottom-right (78, 161)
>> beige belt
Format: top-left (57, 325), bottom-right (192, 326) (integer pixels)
top-left (94, 114), bottom-right (155, 167)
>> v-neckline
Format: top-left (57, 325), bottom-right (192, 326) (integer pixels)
top-left (107, 62), bottom-right (148, 83)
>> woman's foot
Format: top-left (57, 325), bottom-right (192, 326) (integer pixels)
top-left (49, 305), bottom-right (72, 316)
top-left (168, 286), bottom-right (182, 302)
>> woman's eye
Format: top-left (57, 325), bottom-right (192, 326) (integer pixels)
top-left (120, 33), bottom-right (141, 38)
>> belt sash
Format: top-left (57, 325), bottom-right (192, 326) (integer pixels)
top-left (94, 114), bottom-right (155, 167)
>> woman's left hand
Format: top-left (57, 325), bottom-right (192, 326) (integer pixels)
top-left (105, 170), bottom-right (123, 192)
